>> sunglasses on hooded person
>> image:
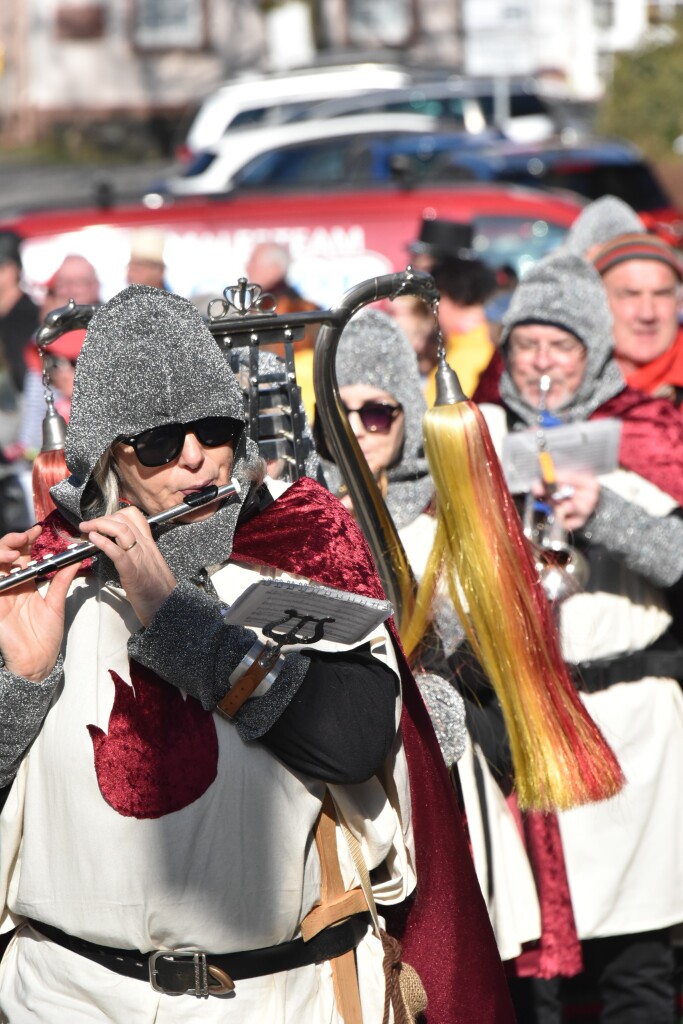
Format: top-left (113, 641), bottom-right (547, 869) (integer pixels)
top-left (312, 399), bottom-right (403, 463)
top-left (116, 416), bottom-right (243, 468)
top-left (342, 400), bottom-right (403, 433)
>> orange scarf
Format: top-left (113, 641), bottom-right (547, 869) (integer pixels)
top-left (626, 325), bottom-right (683, 399)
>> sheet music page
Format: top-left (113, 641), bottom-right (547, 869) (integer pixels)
top-left (502, 418), bottom-right (622, 494)
top-left (223, 578), bottom-right (393, 645)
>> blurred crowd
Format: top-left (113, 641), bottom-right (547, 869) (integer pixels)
top-left (0, 195), bottom-right (682, 1023)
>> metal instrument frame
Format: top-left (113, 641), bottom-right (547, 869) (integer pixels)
top-left (34, 269), bottom-right (440, 620)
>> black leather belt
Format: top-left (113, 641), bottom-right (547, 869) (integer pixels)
top-left (573, 641), bottom-right (683, 694)
top-left (27, 914), bottom-right (370, 998)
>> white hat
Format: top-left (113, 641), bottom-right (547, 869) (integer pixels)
top-left (128, 229), bottom-right (166, 265)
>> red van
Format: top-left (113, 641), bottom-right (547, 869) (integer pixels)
top-left (0, 182), bottom-right (584, 307)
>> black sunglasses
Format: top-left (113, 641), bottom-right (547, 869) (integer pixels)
top-left (341, 400), bottom-right (403, 434)
top-left (117, 416), bottom-right (242, 468)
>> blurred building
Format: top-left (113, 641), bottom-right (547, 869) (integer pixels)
top-left (0, 0), bottom-right (682, 153)
top-left (461, 0), bottom-right (683, 100)
top-left (0, 0), bottom-right (266, 152)
top-left (313, 0), bottom-right (461, 64)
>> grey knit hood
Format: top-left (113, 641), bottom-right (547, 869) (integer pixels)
top-left (323, 308), bottom-right (432, 528)
top-left (562, 195), bottom-right (644, 258)
top-left (498, 252), bottom-right (625, 425)
top-left (51, 284), bottom-right (260, 582)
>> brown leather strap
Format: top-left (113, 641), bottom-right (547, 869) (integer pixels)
top-left (305, 792), bottom-right (365, 1023)
top-left (301, 890), bottom-right (368, 942)
top-left (217, 646), bottom-right (274, 720)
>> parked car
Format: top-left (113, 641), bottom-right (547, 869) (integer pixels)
top-left (181, 65), bottom-right (564, 167)
top-left (157, 113), bottom-right (467, 196)
top-left (179, 62), bottom-right (425, 164)
top-left (228, 132), bottom-right (681, 231)
top-left (228, 128), bottom-right (502, 191)
top-left (417, 137), bottom-right (682, 226)
top-left (286, 76), bottom-right (562, 143)
top-left (2, 183), bottom-right (585, 309)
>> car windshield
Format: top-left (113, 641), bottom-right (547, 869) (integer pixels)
top-left (231, 134), bottom-right (420, 188)
top-left (427, 154), bottom-right (672, 211)
top-left (231, 133), bottom-right (496, 190)
top-left (498, 160), bottom-right (671, 211)
top-left (472, 216), bottom-right (569, 278)
top-left (476, 92), bottom-right (551, 121)
top-left (321, 94), bottom-right (469, 126)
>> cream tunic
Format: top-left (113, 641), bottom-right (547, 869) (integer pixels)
top-left (0, 559), bottom-right (414, 1022)
top-left (482, 402), bottom-right (683, 940)
top-left (400, 512), bottom-right (541, 961)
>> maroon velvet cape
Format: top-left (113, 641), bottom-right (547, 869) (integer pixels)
top-left (35, 478), bottom-right (515, 1023)
top-left (232, 478), bottom-right (516, 1023)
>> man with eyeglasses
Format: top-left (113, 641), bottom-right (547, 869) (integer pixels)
top-left (475, 250), bottom-right (683, 1024)
top-left (0, 285), bottom-right (512, 1022)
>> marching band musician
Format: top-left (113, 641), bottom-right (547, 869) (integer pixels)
top-left (475, 251), bottom-right (683, 1024)
top-left (319, 308), bottom-right (545, 955)
top-left (0, 285), bottom-right (513, 1022)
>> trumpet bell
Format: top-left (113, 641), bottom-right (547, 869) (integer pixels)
top-left (534, 540), bottom-right (590, 603)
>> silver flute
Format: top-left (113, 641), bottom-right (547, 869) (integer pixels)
top-left (0, 479), bottom-right (242, 594)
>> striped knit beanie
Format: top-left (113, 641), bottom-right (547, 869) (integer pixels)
top-left (593, 232), bottom-right (682, 282)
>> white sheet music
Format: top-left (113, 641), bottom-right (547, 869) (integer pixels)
top-left (502, 418), bottom-right (622, 494)
top-left (223, 578), bottom-right (393, 645)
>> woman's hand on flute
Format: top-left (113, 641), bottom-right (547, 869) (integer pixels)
top-left (79, 507), bottom-right (177, 627)
top-left (0, 526), bottom-right (81, 682)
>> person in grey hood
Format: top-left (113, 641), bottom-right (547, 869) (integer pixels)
top-left (477, 251), bottom-right (683, 1024)
top-left (319, 308), bottom-right (433, 529)
top-left (561, 194), bottom-right (644, 261)
top-left (316, 307), bottom-right (548, 970)
top-left (0, 285), bottom-right (413, 1022)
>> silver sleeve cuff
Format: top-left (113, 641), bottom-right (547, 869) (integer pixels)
top-left (127, 580), bottom-right (258, 711)
top-left (415, 672), bottom-right (468, 767)
top-left (581, 488), bottom-right (683, 588)
top-left (0, 656), bottom-right (63, 787)
top-left (233, 650), bottom-right (311, 742)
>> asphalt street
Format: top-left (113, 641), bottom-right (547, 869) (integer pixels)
top-left (0, 159), bottom-right (174, 217)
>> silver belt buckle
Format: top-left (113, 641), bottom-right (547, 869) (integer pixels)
top-left (149, 949), bottom-right (234, 998)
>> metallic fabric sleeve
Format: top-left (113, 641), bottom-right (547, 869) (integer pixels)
top-left (414, 672), bottom-right (468, 767)
top-left (127, 580), bottom-right (310, 720)
top-left (581, 488), bottom-right (683, 588)
top-left (233, 651), bottom-right (311, 742)
top-left (0, 656), bottom-right (64, 787)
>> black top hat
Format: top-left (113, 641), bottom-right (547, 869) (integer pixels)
top-left (0, 231), bottom-right (23, 269)
top-left (408, 217), bottom-right (475, 260)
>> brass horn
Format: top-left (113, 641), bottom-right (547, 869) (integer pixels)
top-left (525, 374), bottom-right (590, 604)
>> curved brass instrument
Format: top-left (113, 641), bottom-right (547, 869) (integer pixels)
top-left (312, 269), bottom-right (440, 623)
top-left (524, 375), bottom-right (590, 603)
top-left (524, 502), bottom-right (590, 603)
top-left (32, 270), bottom-right (440, 621)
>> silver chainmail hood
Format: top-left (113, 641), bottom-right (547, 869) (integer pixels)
top-left (324, 308), bottom-right (433, 529)
top-left (562, 195), bottom-right (644, 258)
top-left (498, 251), bottom-right (625, 425)
top-left (51, 284), bottom-right (261, 583)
